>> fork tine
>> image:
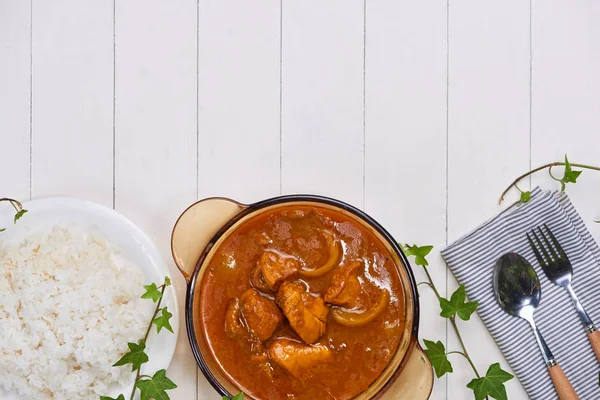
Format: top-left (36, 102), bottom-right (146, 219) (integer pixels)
top-left (527, 232), bottom-right (547, 267)
top-left (538, 227), bottom-right (559, 262)
top-left (544, 224), bottom-right (568, 261)
top-left (531, 229), bottom-right (553, 264)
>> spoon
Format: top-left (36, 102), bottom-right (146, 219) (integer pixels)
top-left (493, 252), bottom-right (579, 400)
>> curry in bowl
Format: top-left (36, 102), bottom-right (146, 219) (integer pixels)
top-left (199, 205), bottom-right (406, 399)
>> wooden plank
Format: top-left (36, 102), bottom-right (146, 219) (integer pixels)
top-left (531, 0), bottom-right (600, 239)
top-left (114, 0), bottom-right (198, 397)
top-left (0, 0), bottom-right (30, 200)
top-left (31, 0), bottom-right (113, 206)
top-left (447, 0), bottom-right (530, 398)
top-left (364, 0), bottom-right (447, 398)
top-left (531, 7), bottom-right (600, 395)
top-left (196, 0), bottom-right (281, 395)
top-left (197, 0), bottom-right (281, 204)
top-left (281, 0), bottom-right (364, 207)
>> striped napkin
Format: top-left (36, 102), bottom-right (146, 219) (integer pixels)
top-left (441, 188), bottom-right (600, 399)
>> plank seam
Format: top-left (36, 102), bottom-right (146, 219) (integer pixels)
top-left (196, 0), bottom-right (200, 202)
top-left (445, 0), bottom-right (450, 398)
top-left (362, 0), bottom-right (367, 211)
top-left (279, 0), bottom-right (283, 195)
top-left (194, 0), bottom-right (200, 400)
top-left (529, 0), bottom-right (533, 190)
top-left (112, 0), bottom-right (116, 210)
top-left (29, 0), bottom-right (33, 200)
top-left (196, 0), bottom-right (200, 397)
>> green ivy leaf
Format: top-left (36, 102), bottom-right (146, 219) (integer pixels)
top-left (136, 369), bottom-right (177, 400)
top-left (153, 307), bottom-right (174, 334)
top-left (164, 276), bottom-right (171, 287)
top-left (520, 190), bottom-right (531, 203)
top-left (112, 341), bottom-right (148, 372)
top-left (439, 285), bottom-right (479, 320)
top-left (100, 395), bottom-right (125, 400)
top-left (0, 228), bottom-right (5, 233)
top-left (561, 154), bottom-right (582, 189)
top-left (423, 339), bottom-right (453, 378)
top-left (403, 244), bottom-right (434, 266)
top-left (142, 283), bottom-right (163, 303)
top-left (13, 209), bottom-right (27, 224)
top-left (466, 362), bottom-right (513, 400)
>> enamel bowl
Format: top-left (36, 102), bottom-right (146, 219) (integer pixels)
top-left (171, 195), bottom-right (433, 400)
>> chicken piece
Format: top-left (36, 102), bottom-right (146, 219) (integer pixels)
top-left (240, 288), bottom-right (283, 341)
top-left (250, 263), bottom-right (272, 293)
top-left (324, 261), bottom-right (364, 308)
top-left (224, 298), bottom-right (243, 339)
top-left (259, 251), bottom-right (300, 291)
top-left (276, 281), bottom-right (329, 344)
top-left (268, 339), bottom-right (332, 379)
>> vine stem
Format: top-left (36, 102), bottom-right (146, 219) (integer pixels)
top-left (499, 161), bottom-right (600, 204)
top-left (0, 198), bottom-right (23, 213)
top-left (422, 266), bottom-right (483, 380)
top-left (417, 282), bottom-right (434, 290)
top-left (450, 317), bottom-right (481, 379)
top-left (130, 284), bottom-right (167, 400)
top-left (421, 266), bottom-right (442, 300)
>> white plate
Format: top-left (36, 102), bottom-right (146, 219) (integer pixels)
top-left (0, 197), bottom-right (179, 400)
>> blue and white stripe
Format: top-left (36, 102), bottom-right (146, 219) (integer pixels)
top-left (441, 188), bottom-right (600, 399)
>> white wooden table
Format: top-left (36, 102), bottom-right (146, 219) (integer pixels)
top-left (2, 1), bottom-right (599, 399)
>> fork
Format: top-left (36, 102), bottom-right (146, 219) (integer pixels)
top-left (527, 224), bottom-right (600, 362)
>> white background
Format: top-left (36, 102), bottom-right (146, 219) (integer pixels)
top-left (1, 1), bottom-right (599, 399)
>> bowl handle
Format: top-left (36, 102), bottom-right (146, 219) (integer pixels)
top-left (382, 343), bottom-right (434, 400)
top-left (171, 197), bottom-right (247, 283)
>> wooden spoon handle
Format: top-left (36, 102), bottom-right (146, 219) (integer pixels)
top-left (548, 364), bottom-right (579, 400)
top-left (588, 329), bottom-right (600, 362)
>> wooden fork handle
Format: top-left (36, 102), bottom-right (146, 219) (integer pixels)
top-left (548, 364), bottom-right (579, 400)
top-left (588, 329), bottom-right (600, 362)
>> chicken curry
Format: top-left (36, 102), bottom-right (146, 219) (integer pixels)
top-left (200, 206), bottom-right (405, 399)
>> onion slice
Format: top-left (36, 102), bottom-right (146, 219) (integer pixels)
top-left (299, 230), bottom-right (342, 278)
top-left (331, 289), bottom-right (390, 327)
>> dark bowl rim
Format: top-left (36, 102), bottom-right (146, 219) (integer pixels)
top-left (183, 194), bottom-right (421, 398)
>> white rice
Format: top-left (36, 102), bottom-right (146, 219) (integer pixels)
top-left (0, 225), bottom-right (151, 399)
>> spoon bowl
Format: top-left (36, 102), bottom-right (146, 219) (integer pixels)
top-left (493, 253), bottom-right (551, 364)
top-left (493, 252), bottom-right (541, 319)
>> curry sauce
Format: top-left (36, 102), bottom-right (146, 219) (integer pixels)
top-left (200, 206), bottom-right (405, 400)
